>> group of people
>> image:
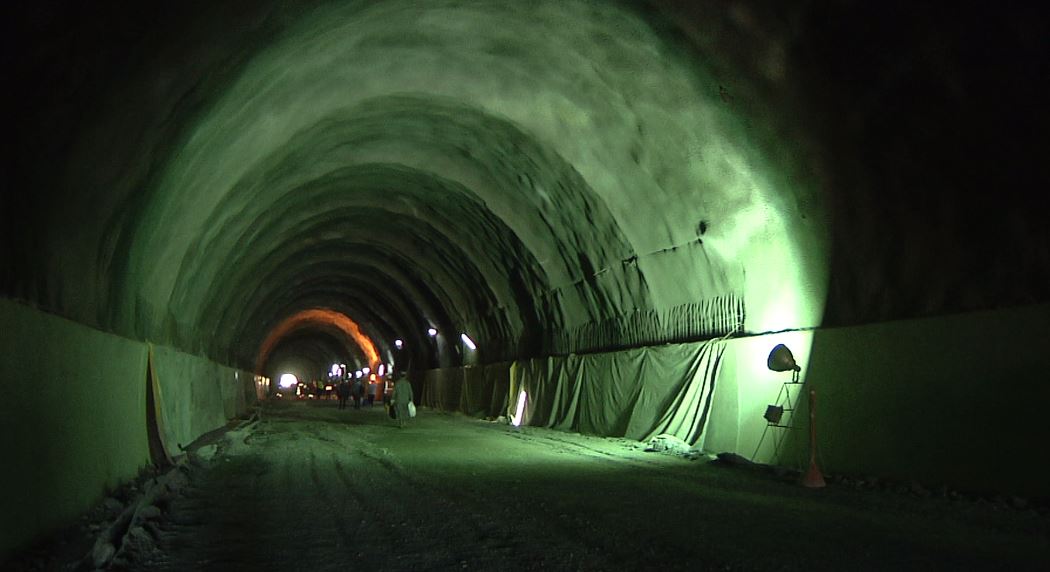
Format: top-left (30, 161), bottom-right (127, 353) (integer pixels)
top-left (333, 374), bottom-right (415, 428)
top-left (335, 377), bottom-right (367, 410)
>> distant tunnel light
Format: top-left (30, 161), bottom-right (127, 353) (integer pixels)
top-left (330, 364), bottom-right (340, 376)
top-left (279, 373), bottom-right (298, 389)
top-left (511, 390), bottom-right (527, 427)
top-left (461, 333), bottom-right (477, 351)
top-left (427, 328), bottom-right (438, 337)
top-left (394, 339), bottom-right (404, 349)
top-left (355, 370), bottom-right (363, 379)
top-left (362, 367), bottom-right (370, 374)
top-left (378, 364), bottom-right (385, 376)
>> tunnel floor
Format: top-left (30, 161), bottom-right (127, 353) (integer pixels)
top-left (13, 400), bottom-right (1050, 571)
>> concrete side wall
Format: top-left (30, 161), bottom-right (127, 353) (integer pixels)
top-left (707, 303), bottom-right (1050, 498)
top-left (0, 300), bottom-right (256, 561)
top-left (0, 300), bottom-right (148, 559)
top-left (151, 345), bottom-right (252, 455)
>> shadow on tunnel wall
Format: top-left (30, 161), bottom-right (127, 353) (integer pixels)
top-left (767, 303), bottom-right (1050, 499)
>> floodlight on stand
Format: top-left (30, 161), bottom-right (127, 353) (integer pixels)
top-left (766, 342), bottom-right (824, 488)
top-left (767, 343), bottom-right (801, 382)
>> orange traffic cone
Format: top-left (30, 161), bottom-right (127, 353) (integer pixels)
top-left (801, 388), bottom-right (826, 488)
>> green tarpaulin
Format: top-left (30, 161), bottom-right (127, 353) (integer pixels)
top-left (423, 339), bottom-right (725, 447)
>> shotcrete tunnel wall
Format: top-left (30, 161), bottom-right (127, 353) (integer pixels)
top-left (6, 0), bottom-right (839, 372)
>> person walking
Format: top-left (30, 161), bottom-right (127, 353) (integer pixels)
top-left (336, 379), bottom-right (351, 410)
top-left (390, 373), bottom-right (414, 428)
top-left (351, 377), bottom-right (364, 410)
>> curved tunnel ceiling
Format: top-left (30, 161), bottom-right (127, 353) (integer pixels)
top-left (256, 308), bottom-right (380, 374)
top-left (14, 0), bottom-right (915, 376)
top-left (264, 328), bottom-right (358, 384)
top-left (6, 1), bottom-right (1047, 378)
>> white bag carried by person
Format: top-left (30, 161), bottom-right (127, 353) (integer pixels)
top-left (407, 401), bottom-right (417, 418)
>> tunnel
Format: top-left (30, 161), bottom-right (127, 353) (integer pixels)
top-left (2, 0), bottom-right (1049, 567)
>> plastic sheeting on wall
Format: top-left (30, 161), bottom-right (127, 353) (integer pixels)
top-left (421, 362), bottom-right (511, 418)
top-left (422, 340), bottom-right (725, 447)
top-left (511, 340), bottom-right (726, 446)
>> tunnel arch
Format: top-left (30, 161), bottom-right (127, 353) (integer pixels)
top-left (177, 161), bottom-right (553, 362)
top-left (256, 308), bottom-right (379, 373)
top-left (264, 327), bottom-right (360, 384)
top-left (20, 0), bottom-right (833, 377)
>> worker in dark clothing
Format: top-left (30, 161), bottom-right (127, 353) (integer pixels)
top-left (336, 379), bottom-right (351, 410)
top-left (351, 377), bottom-right (364, 410)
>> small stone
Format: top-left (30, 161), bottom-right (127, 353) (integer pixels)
top-left (197, 444), bottom-right (219, 461)
top-left (92, 541), bottom-right (116, 568)
top-left (103, 497), bottom-right (124, 513)
top-left (139, 505), bottom-right (163, 520)
top-left (909, 481), bottom-right (929, 496)
top-left (129, 525), bottom-right (151, 542)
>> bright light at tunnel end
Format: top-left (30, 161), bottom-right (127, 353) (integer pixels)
top-left (427, 328), bottom-right (438, 337)
top-left (279, 373), bottom-right (298, 389)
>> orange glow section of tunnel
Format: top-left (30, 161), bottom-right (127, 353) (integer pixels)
top-left (255, 308), bottom-right (380, 373)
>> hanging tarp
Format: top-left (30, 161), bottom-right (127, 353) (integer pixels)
top-left (577, 347), bottom-right (649, 436)
top-left (491, 339), bottom-right (725, 447)
top-left (484, 362), bottom-right (511, 417)
top-left (421, 368), bottom-right (460, 411)
top-left (547, 356), bottom-right (585, 432)
top-left (460, 366), bottom-right (488, 417)
top-left (424, 339), bottom-right (724, 446)
top-left (422, 362), bottom-right (511, 418)
top-left (636, 340), bottom-right (725, 445)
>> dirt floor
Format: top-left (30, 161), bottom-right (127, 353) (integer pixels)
top-left (7, 399), bottom-right (1050, 571)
